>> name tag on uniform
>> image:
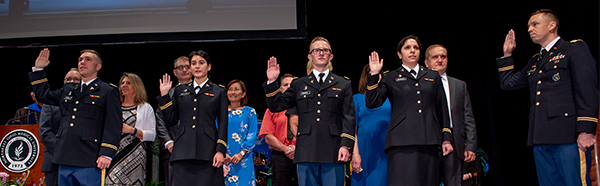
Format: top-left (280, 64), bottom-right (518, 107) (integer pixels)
top-left (63, 96), bottom-right (73, 101)
top-left (180, 92), bottom-right (190, 96)
top-left (395, 77), bottom-right (407, 82)
top-left (300, 90), bottom-right (311, 96)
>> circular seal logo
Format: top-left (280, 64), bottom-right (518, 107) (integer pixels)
top-left (0, 129), bottom-right (39, 173)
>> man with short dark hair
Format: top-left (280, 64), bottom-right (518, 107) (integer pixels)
top-left (29, 48), bottom-right (122, 186)
top-left (264, 36), bottom-right (355, 186)
top-left (497, 9), bottom-right (598, 185)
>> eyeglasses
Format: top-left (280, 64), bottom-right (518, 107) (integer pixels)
top-left (310, 48), bottom-right (332, 54)
top-left (174, 65), bottom-right (190, 70)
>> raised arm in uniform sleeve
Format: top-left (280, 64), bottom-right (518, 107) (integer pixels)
top-left (215, 87), bottom-right (229, 155)
top-left (496, 56), bottom-right (534, 90)
top-left (99, 86), bottom-right (122, 159)
top-left (263, 80), bottom-right (297, 112)
top-left (29, 70), bottom-right (63, 106)
top-left (365, 74), bottom-right (388, 108)
top-left (462, 84), bottom-right (477, 152)
top-left (157, 91), bottom-right (179, 127)
top-left (569, 41), bottom-right (599, 134)
top-left (340, 80), bottom-right (356, 148)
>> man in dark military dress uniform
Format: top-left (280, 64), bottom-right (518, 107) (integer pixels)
top-left (497, 9), bottom-right (598, 186)
top-left (39, 68), bottom-right (82, 186)
top-left (263, 37), bottom-right (355, 186)
top-left (29, 48), bottom-right (122, 186)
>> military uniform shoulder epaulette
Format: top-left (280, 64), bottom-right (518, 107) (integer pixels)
top-left (109, 83), bottom-right (118, 88)
top-left (570, 39), bottom-right (584, 43)
top-left (175, 84), bottom-right (182, 87)
top-left (218, 84), bottom-right (225, 88)
top-left (343, 76), bottom-right (350, 80)
top-left (293, 77), bottom-right (299, 80)
top-left (383, 70), bottom-right (390, 74)
top-left (531, 53), bottom-right (540, 58)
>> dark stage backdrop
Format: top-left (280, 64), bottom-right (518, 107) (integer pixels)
top-left (1, 1), bottom-right (598, 185)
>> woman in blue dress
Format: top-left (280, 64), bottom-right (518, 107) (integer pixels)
top-left (351, 65), bottom-right (391, 186)
top-left (224, 79), bottom-right (258, 186)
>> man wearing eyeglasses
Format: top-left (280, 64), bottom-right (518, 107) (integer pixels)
top-left (155, 56), bottom-right (191, 186)
top-left (263, 36), bottom-right (355, 186)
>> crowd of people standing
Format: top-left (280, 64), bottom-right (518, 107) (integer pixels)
top-left (27, 8), bottom-right (597, 186)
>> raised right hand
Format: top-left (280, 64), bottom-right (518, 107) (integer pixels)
top-left (159, 73), bottom-right (172, 97)
top-left (369, 51), bottom-right (383, 75)
top-left (503, 29), bottom-right (516, 57)
top-left (266, 56), bottom-right (280, 83)
top-left (35, 48), bottom-right (50, 69)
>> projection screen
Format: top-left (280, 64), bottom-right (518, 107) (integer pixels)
top-left (0, 0), bottom-right (300, 43)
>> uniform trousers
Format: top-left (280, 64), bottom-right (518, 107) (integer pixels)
top-left (387, 145), bottom-right (441, 186)
top-left (297, 162), bottom-right (344, 186)
top-left (58, 165), bottom-right (103, 186)
top-left (442, 149), bottom-right (463, 186)
top-left (533, 144), bottom-right (591, 186)
top-left (271, 150), bottom-right (298, 186)
top-left (172, 160), bottom-right (224, 186)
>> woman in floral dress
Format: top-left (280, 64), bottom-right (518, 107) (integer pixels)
top-left (224, 79), bottom-right (257, 186)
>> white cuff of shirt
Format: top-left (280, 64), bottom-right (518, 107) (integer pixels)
top-left (164, 140), bottom-right (174, 149)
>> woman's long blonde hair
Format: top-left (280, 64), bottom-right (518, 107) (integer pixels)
top-left (119, 72), bottom-right (148, 105)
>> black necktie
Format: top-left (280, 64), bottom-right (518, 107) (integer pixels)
top-left (81, 83), bottom-right (87, 93)
top-left (539, 49), bottom-right (548, 61)
top-left (410, 69), bottom-right (417, 77)
top-left (318, 73), bottom-right (325, 86)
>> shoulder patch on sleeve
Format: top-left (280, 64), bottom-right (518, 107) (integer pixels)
top-left (570, 39), bottom-right (584, 43)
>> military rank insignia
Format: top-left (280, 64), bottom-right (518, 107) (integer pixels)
top-left (424, 78), bottom-right (434, 82)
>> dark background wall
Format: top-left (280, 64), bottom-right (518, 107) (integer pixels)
top-left (1, 1), bottom-right (598, 185)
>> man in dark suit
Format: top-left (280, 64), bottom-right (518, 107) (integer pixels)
top-left (424, 45), bottom-right (477, 186)
top-left (39, 68), bottom-right (82, 186)
top-left (497, 9), bottom-right (598, 185)
top-left (29, 48), bottom-right (122, 186)
top-left (155, 56), bottom-right (191, 186)
top-left (263, 36), bottom-right (355, 186)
